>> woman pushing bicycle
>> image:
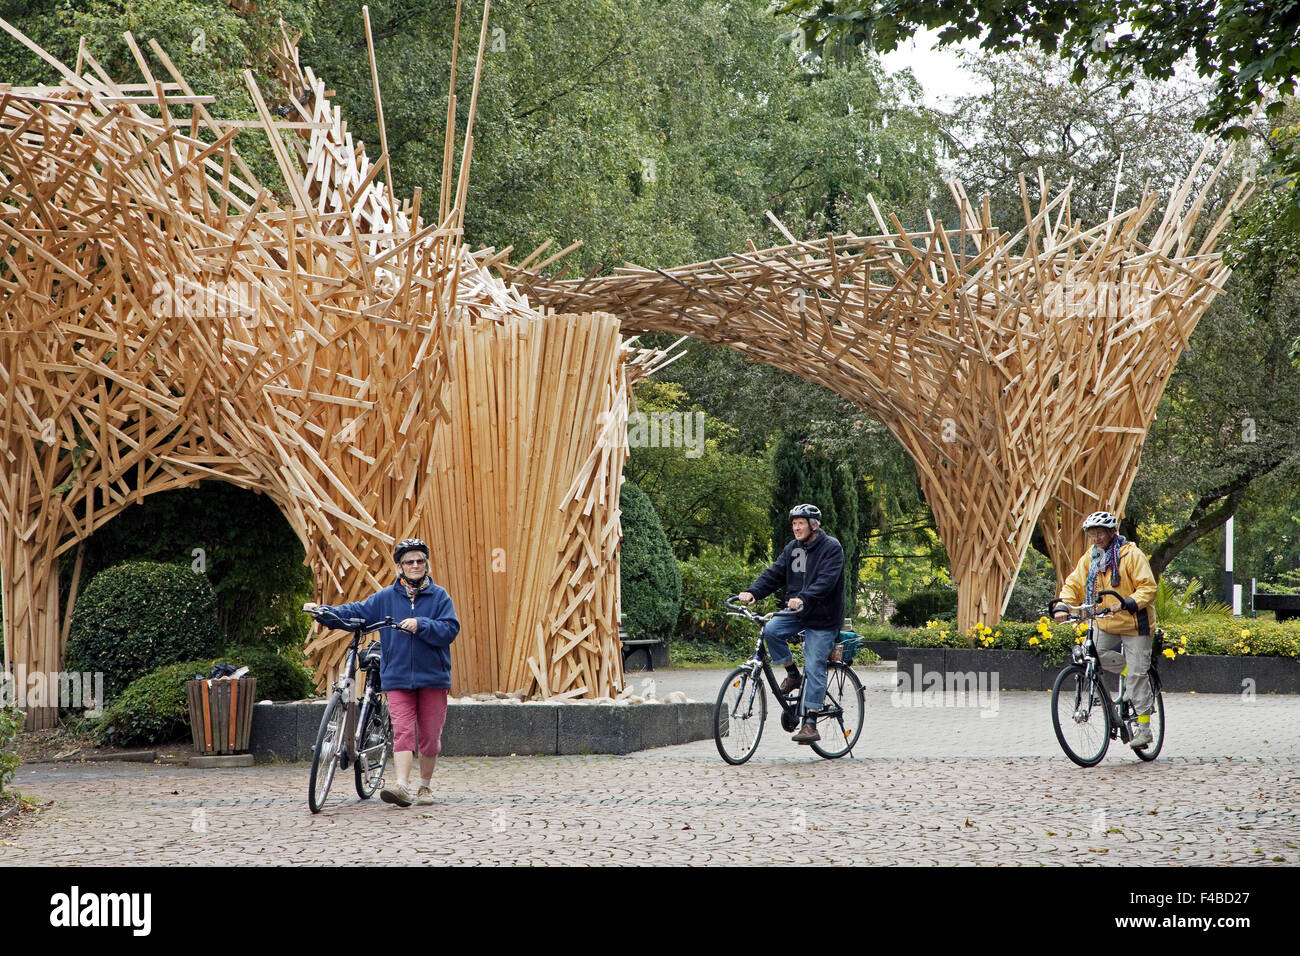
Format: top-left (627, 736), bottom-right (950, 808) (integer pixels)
top-left (1053, 512), bottom-right (1158, 750)
top-left (304, 538), bottom-right (460, 807)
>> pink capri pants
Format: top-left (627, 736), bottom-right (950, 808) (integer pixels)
top-left (386, 688), bottom-right (449, 756)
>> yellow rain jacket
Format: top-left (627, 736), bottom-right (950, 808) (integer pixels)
top-left (1060, 541), bottom-right (1158, 637)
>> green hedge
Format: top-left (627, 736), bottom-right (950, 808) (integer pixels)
top-left (0, 705), bottom-right (21, 795)
top-left (93, 645), bottom-right (315, 747)
top-left (890, 588), bottom-right (958, 627)
top-left (620, 481), bottom-right (682, 640)
top-left (67, 561), bottom-right (223, 700)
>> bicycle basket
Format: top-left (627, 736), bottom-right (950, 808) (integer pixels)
top-left (836, 632), bottom-right (861, 666)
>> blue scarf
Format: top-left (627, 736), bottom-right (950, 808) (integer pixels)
top-left (1086, 534), bottom-right (1126, 605)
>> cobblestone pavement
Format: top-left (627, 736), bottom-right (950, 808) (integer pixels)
top-left (4, 667), bottom-right (1298, 865)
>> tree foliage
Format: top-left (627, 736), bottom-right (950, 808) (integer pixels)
top-left (935, 50), bottom-right (1231, 232)
top-left (773, 1), bottom-right (1300, 205)
top-left (302, 0), bottom-right (947, 271)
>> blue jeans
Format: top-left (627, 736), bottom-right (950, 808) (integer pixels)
top-left (762, 612), bottom-right (837, 714)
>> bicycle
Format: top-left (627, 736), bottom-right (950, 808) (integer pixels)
top-left (305, 610), bottom-right (396, 813)
top-left (1047, 590), bottom-right (1165, 767)
top-left (713, 595), bottom-right (865, 764)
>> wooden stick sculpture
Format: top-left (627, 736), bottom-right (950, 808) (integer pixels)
top-left (507, 163), bottom-right (1250, 631)
top-left (0, 6), bottom-right (1250, 735)
top-left (0, 9), bottom-right (676, 727)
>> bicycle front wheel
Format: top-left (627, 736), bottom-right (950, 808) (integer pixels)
top-left (810, 663), bottom-right (864, 759)
top-left (1134, 671), bottom-right (1165, 762)
top-left (355, 692), bottom-right (393, 798)
top-left (1051, 666), bottom-right (1112, 767)
top-left (308, 692), bottom-right (345, 813)
top-left (714, 667), bottom-right (766, 765)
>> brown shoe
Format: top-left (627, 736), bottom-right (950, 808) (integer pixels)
top-left (791, 720), bottom-right (820, 744)
top-left (778, 673), bottom-right (802, 694)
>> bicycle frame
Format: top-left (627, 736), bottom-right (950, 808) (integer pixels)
top-left (728, 604), bottom-right (838, 723)
top-left (1051, 595), bottom-right (1156, 744)
top-left (320, 615), bottom-right (392, 768)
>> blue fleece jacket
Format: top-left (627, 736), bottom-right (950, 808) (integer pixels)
top-left (318, 577), bottom-right (460, 690)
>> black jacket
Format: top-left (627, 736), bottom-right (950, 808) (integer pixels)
top-left (747, 531), bottom-right (846, 629)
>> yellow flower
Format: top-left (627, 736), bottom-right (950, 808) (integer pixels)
top-left (1240, 629), bottom-right (1252, 639)
top-left (1163, 648), bottom-right (1176, 660)
top-left (1029, 636), bottom-right (1040, 646)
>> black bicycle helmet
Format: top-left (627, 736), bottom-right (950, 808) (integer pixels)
top-left (788, 503), bottom-right (822, 522)
top-left (393, 538), bottom-right (429, 563)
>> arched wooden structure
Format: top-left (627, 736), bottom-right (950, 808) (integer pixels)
top-left (0, 12), bottom-right (675, 727)
top-left (0, 7), bottom-right (1249, 735)
top-left (506, 167), bottom-right (1250, 629)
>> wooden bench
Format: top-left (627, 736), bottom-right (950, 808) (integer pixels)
top-left (619, 626), bottom-right (664, 671)
top-left (1251, 592), bottom-right (1300, 622)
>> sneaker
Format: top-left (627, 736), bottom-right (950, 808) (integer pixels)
top-left (415, 786), bottom-right (434, 806)
top-left (791, 720), bottom-right (820, 744)
top-left (778, 673), bottom-right (802, 694)
top-left (380, 781), bottom-right (413, 807)
top-left (1129, 723), bottom-right (1152, 749)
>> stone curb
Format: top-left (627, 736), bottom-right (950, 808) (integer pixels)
top-left (188, 754), bottom-right (254, 768)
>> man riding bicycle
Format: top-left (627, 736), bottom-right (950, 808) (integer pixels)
top-left (1053, 511), bottom-right (1158, 749)
top-left (738, 503), bottom-right (846, 744)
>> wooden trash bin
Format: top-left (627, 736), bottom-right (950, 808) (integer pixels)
top-left (185, 677), bottom-right (257, 755)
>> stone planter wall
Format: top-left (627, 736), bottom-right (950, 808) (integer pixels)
top-left (895, 647), bottom-right (1300, 694)
top-left (249, 699), bottom-right (712, 763)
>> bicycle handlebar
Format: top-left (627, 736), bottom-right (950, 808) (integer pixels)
top-left (305, 608), bottom-right (400, 634)
top-left (725, 594), bottom-right (800, 624)
top-left (1048, 589), bottom-right (1124, 621)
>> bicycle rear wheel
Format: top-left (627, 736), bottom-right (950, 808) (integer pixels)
top-left (308, 692), bottom-right (345, 813)
top-left (355, 692), bottom-right (393, 798)
top-left (810, 663), bottom-right (864, 759)
top-left (1134, 671), bottom-right (1165, 762)
top-left (714, 667), bottom-right (766, 765)
top-left (1051, 666), bottom-right (1111, 767)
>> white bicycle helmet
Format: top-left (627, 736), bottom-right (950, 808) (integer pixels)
top-left (1081, 511), bottom-right (1119, 531)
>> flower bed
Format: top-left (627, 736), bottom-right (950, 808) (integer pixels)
top-left (889, 618), bottom-right (1300, 693)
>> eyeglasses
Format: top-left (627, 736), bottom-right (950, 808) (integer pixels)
top-left (401, 558), bottom-right (427, 567)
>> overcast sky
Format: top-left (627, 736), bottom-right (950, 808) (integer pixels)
top-left (879, 28), bottom-right (986, 110)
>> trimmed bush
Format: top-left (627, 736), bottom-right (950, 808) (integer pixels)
top-left (66, 561), bottom-right (223, 700)
top-left (620, 481), bottom-right (682, 640)
top-left (93, 646), bottom-right (315, 747)
top-left (0, 705), bottom-right (22, 795)
top-left (890, 588), bottom-right (958, 627)
top-left (216, 644), bottom-right (315, 701)
top-left (93, 659), bottom-right (210, 747)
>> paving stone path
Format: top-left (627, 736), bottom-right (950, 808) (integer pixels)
top-left (5, 667), bottom-right (1297, 865)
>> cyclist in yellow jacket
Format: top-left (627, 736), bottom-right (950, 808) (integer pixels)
top-left (1054, 511), bottom-right (1159, 749)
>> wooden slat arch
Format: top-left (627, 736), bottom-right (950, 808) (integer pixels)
top-left (0, 12), bottom-right (674, 727)
top-left (507, 167), bottom-right (1249, 630)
